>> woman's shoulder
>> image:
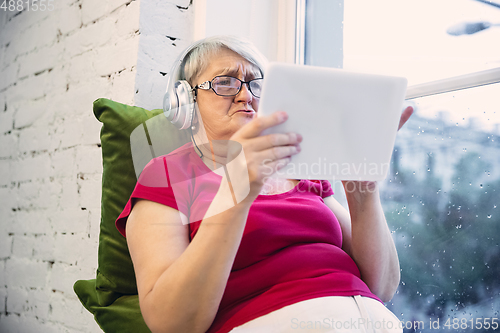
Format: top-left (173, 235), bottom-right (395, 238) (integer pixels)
top-left (137, 142), bottom-right (197, 187)
top-left (151, 142), bottom-right (200, 167)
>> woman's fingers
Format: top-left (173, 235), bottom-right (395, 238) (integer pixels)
top-left (259, 144), bottom-right (301, 163)
top-left (227, 111), bottom-right (303, 192)
top-left (235, 111), bottom-right (289, 140)
top-left (263, 157), bottom-right (292, 173)
top-left (230, 110), bottom-right (302, 163)
top-left (250, 132), bottom-right (302, 152)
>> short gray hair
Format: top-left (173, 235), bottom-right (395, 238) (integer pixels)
top-left (180, 35), bottom-right (268, 86)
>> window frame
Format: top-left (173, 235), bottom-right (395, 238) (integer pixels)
top-left (405, 67), bottom-right (500, 100)
top-left (193, 0), bottom-right (297, 63)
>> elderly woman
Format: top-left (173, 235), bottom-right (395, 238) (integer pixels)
top-left (116, 35), bottom-right (413, 333)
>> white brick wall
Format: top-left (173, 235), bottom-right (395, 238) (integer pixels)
top-left (134, 0), bottom-right (194, 110)
top-left (0, 0), bottom-right (195, 331)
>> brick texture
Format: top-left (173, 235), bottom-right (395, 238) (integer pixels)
top-left (0, 0), bottom-right (193, 331)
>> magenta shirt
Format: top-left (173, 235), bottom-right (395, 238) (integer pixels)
top-left (116, 143), bottom-right (380, 333)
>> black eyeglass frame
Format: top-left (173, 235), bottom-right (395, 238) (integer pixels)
top-left (193, 75), bottom-right (264, 98)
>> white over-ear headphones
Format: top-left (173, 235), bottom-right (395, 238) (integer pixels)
top-left (163, 41), bottom-right (205, 130)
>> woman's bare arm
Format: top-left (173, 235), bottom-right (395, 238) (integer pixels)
top-left (323, 185), bottom-right (400, 302)
top-left (127, 187), bottom-right (252, 333)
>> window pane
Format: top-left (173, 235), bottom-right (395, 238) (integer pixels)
top-left (382, 83), bottom-right (500, 325)
top-left (344, 0), bottom-right (500, 85)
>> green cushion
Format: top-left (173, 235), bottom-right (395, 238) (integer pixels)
top-left (73, 98), bottom-right (190, 332)
top-left (74, 279), bottom-right (147, 332)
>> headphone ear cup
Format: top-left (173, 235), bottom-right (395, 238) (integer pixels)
top-left (163, 86), bottom-right (179, 124)
top-left (174, 80), bottom-right (195, 130)
top-left (164, 80), bottom-right (195, 129)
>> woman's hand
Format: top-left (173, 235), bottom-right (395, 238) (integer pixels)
top-left (227, 111), bottom-right (302, 199)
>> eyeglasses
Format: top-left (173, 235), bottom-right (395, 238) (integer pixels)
top-left (194, 75), bottom-right (263, 98)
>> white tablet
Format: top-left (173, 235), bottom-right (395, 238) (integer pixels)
top-left (258, 62), bottom-right (408, 181)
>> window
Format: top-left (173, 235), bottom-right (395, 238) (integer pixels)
top-left (339, 0), bottom-right (500, 325)
top-left (386, 84), bottom-right (500, 324)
